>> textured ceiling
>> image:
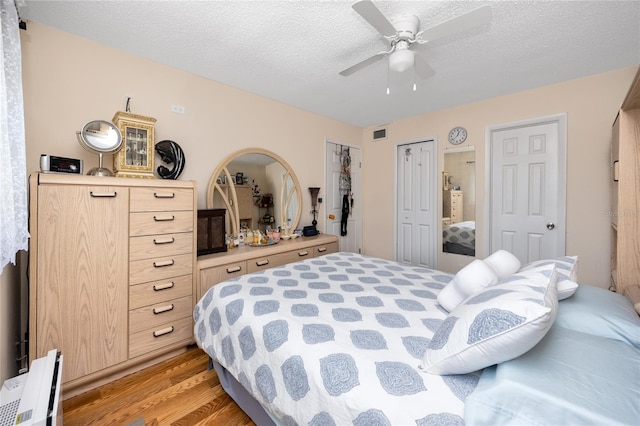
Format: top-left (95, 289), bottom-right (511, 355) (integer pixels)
top-left (21, 0), bottom-right (640, 127)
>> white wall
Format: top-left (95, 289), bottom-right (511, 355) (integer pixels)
top-left (20, 23), bottom-right (363, 223)
top-left (361, 66), bottom-right (638, 287)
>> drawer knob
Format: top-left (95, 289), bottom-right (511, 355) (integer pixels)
top-left (317, 247), bottom-right (327, 253)
top-left (153, 237), bottom-right (175, 245)
top-left (256, 259), bottom-right (270, 267)
top-left (153, 326), bottom-right (174, 338)
top-left (154, 192), bottom-right (176, 199)
top-left (153, 215), bottom-right (175, 222)
top-left (153, 304), bottom-right (175, 315)
top-left (90, 191), bottom-right (117, 198)
top-left (153, 259), bottom-right (175, 268)
top-left (153, 281), bottom-right (175, 291)
top-left (226, 266), bottom-right (242, 274)
top-left (298, 251), bottom-right (310, 257)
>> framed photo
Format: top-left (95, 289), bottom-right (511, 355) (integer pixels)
top-left (235, 172), bottom-right (244, 185)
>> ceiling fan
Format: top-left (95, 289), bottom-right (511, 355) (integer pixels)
top-left (339, 0), bottom-right (492, 80)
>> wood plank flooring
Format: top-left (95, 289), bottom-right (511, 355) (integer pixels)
top-left (62, 345), bottom-right (256, 426)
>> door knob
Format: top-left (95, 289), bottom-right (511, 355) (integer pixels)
top-left (546, 222), bottom-right (555, 230)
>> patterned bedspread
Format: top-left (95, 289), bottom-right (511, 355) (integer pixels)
top-left (194, 253), bottom-right (480, 425)
top-left (443, 221), bottom-right (476, 250)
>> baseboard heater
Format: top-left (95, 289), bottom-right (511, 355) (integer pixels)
top-left (0, 349), bottom-right (63, 426)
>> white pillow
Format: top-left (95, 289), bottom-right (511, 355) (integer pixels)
top-left (423, 264), bottom-right (558, 375)
top-left (483, 249), bottom-right (521, 279)
top-left (437, 259), bottom-right (499, 312)
top-left (557, 279), bottom-right (579, 300)
top-left (520, 256), bottom-right (578, 300)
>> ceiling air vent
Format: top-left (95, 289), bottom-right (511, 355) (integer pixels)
top-left (372, 128), bottom-right (387, 141)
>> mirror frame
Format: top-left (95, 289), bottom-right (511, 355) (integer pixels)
top-left (77, 120), bottom-right (123, 153)
top-left (206, 148), bottom-right (302, 237)
top-left (442, 145), bottom-right (476, 257)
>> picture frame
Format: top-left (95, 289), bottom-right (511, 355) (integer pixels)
top-left (235, 172), bottom-right (244, 185)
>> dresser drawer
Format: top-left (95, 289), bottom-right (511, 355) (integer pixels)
top-left (200, 260), bottom-right (247, 295)
top-left (130, 232), bottom-right (193, 261)
top-left (129, 296), bottom-right (192, 334)
top-left (130, 253), bottom-right (193, 285)
top-left (247, 251), bottom-right (304, 273)
top-left (130, 274), bottom-right (192, 309)
top-left (314, 241), bottom-right (339, 257)
top-left (130, 211), bottom-right (194, 237)
top-left (129, 316), bottom-right (193, 359)
top-left (130, 187), bottom-right (194, 212)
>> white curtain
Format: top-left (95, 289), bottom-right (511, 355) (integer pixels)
top-left (0, 0), bottom-right (28, 269)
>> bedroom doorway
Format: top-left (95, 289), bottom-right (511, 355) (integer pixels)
top-left (486, 114), bottom-right (567, 263)
top-left (325, 142), bottom-right (362, 253)
top-left (396, 140), bottom-right (437, 268)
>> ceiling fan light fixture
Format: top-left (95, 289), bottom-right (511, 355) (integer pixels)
top-left (388, 48), bottom-right (414, 73)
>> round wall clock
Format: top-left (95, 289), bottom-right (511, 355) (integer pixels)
top-left (448, 127), bottom-right (467, 145)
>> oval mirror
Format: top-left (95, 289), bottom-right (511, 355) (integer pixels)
top-left (207, 148), bottom-right (301, 238)
top-left (77, 120), bottom-right (122, 176)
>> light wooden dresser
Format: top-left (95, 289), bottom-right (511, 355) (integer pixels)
top-left (197, 234), bottom-right (339, 299)
top-left (610, 68), bottom-right (640, 301)
top-left (28, 173), bottom-right (197, 398)
top-left (443, 189), bottom-right (464, 224)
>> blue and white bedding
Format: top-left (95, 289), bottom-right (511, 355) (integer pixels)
top-left (443, 221), bottom-right (475, 250)
top-left (194, 252), bottom-right (480, 425)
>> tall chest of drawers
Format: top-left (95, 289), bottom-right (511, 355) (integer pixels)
top-left (28, 173), bottom-right (197, 398)
top-left (443, 190), bottom-right (464, 224)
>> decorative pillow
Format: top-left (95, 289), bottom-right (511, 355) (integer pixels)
top-left (437, 259), bottom-right (499, 312)
top-left (557, 279), bottom-right (579, 300)
top-left (423, 264), bottom-right (558, 375)
top-left (520, 256), bottom-right (578, 300)
top-left (483, 250), bottom-right (521, 279)
top-left (555, 283), bottom-right (640, 347)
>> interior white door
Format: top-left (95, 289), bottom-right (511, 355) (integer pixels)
top-left (325, 142), bottom-right (362, 253)
top-left (489, 116), bottom-right (566, 263)
top-left (396, 141), bottom-right (436, 267)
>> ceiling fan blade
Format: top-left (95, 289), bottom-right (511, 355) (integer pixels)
top-left (420, 5), bottom-right (492, 43)
top-left (352, 0), bottom-right (397, 38)
top-left (414, 55), bottom-right (436, 80)
top-left (339, 53), bottom-right (386, 77)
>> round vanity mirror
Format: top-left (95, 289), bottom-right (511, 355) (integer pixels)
top-left (76, 120), bottom-right (122, 176)
top-left (207, 148), bottom-right (301, 238)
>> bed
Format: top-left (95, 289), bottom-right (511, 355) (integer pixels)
top-left (443, 221), bottom-right (475, 256)
top-left (194, 252), bottom-right (640, 425)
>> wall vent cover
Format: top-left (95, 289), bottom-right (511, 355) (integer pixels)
top-left (372, 128), bottom-right (387, 141)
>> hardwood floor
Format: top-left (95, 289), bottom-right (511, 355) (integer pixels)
top-left (62, 345), bottom-right (256, 426)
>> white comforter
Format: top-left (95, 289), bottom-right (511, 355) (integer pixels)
top-left (194, 252), bottom-right (480, 425)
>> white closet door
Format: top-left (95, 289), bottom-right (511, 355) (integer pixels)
top-left (396, 141), bottom-right (436, 268)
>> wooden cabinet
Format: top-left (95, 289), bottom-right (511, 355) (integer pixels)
top-left (610, 68), bottom-right (640, 297)
top-left (112, 111), bottom-right (157, 178)
top-left (197, 234), bottom-right (339, 298)
top-left (32, 181), bottom-right (129, 384)
top-left (29, 174), bottom-right (196, 398)
top-left (443, 190), bottom-right (463, 224)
